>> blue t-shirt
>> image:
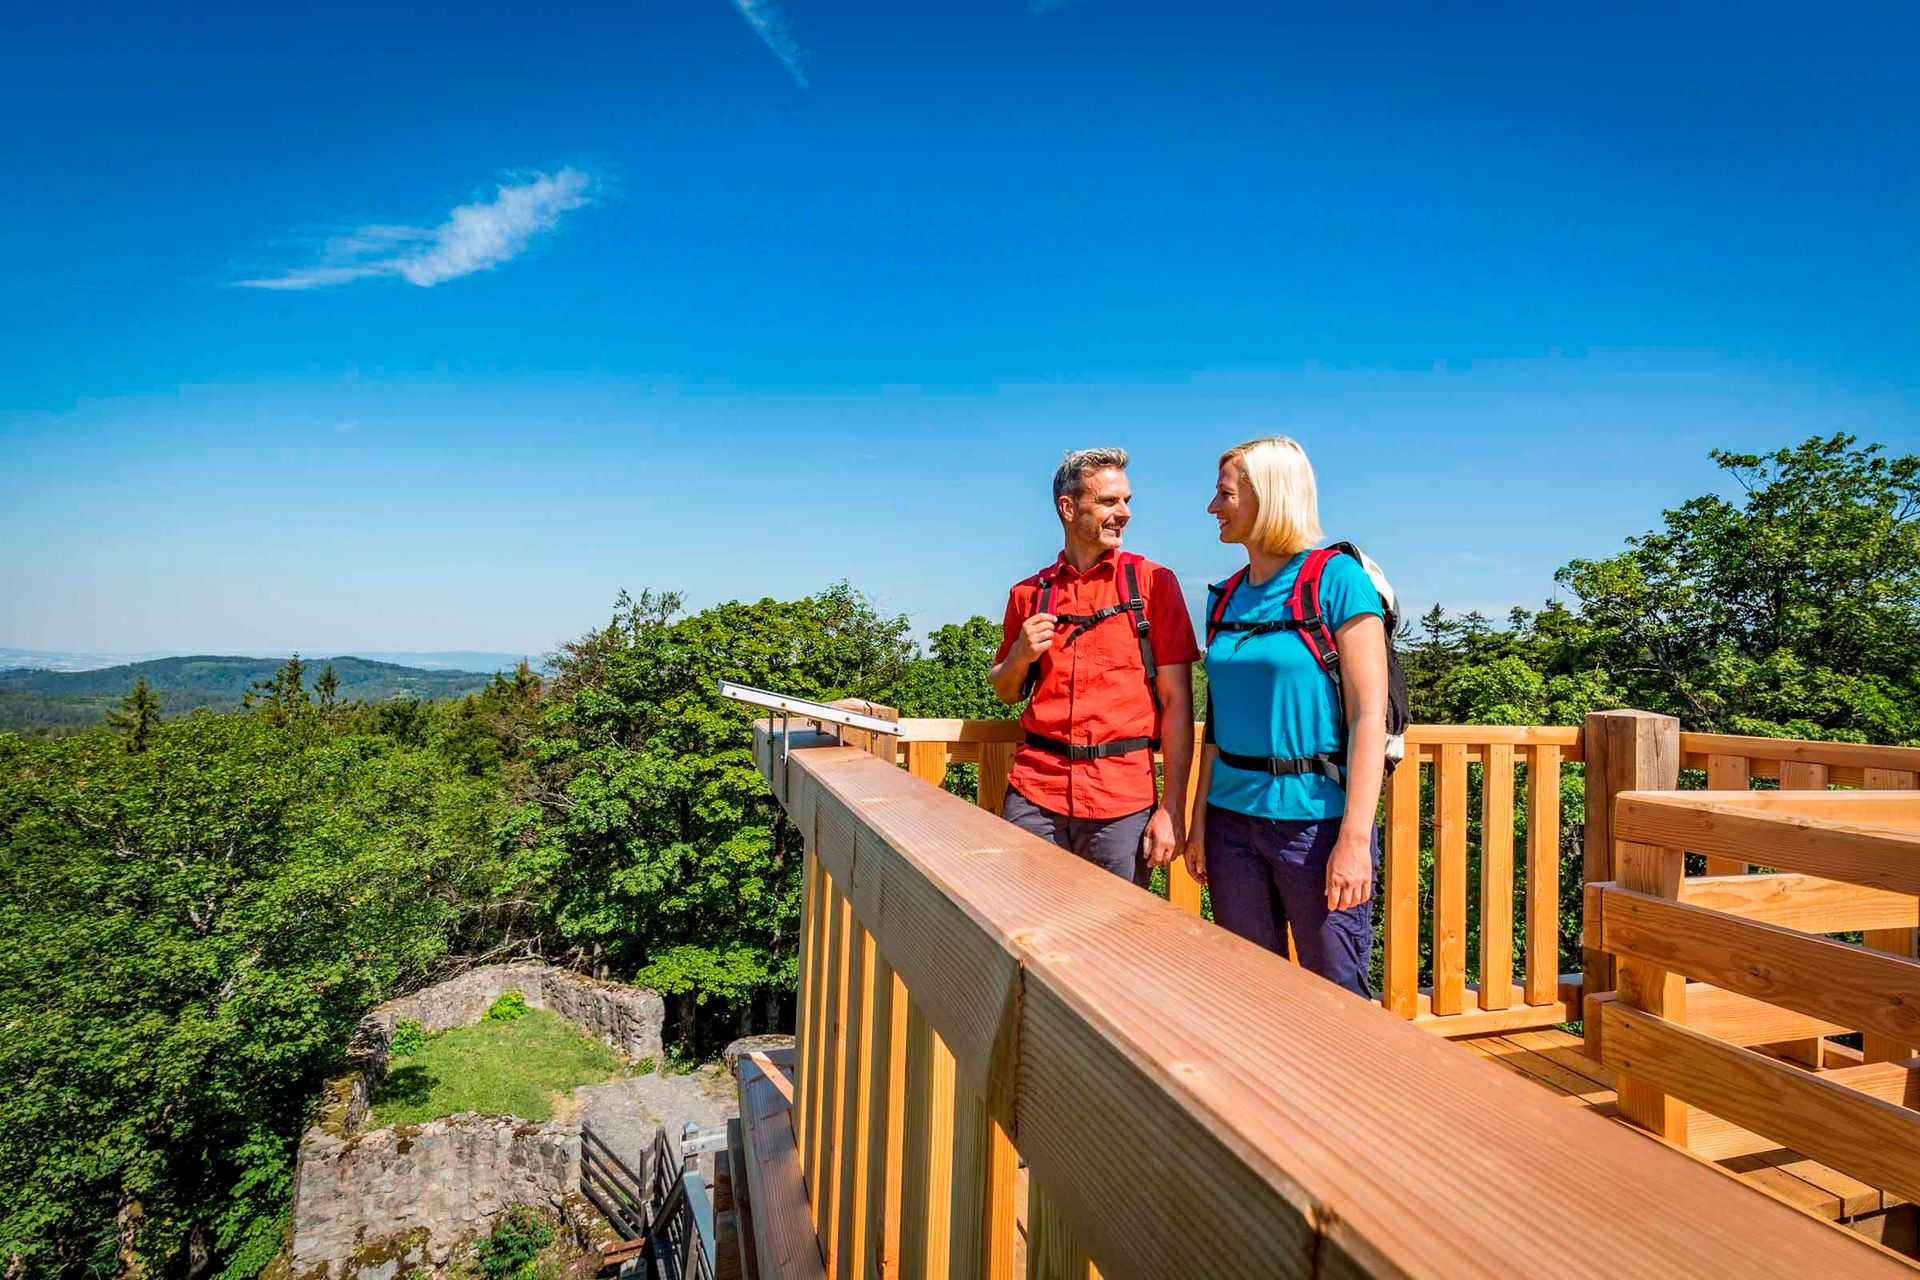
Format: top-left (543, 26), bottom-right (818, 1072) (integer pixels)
top-left (1205, 551), bottom-right (1383, 820)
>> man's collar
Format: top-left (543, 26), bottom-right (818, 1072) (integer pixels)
top-left (1053, 547), bottom-right (1120, 579)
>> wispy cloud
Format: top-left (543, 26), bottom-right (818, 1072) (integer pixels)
top-left (731, 0), bottom-right (808, 86)
top-left (238, 168), bottom-right (594, 291)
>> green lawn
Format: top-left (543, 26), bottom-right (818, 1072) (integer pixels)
top-left (368, 1009), bottom-right (621, 1126)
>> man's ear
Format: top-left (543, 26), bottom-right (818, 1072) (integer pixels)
top-left (1056, 492), bottom-right (1076, 525)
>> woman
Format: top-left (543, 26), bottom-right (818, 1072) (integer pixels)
top-left (1182, 437), bottom-right (1388, 999)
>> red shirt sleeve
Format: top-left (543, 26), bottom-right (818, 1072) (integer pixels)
top-left (995, 585), bottom-right (1026, 663)
top-left (1148, 565), bottom-right (1202, 665)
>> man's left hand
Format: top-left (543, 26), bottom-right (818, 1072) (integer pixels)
top-left (1141, 806), bottom-right (1183, 866)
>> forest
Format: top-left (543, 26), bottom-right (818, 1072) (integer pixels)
top-left (0, 656), bottom-right (497, 736)
top-left (2, 435), bottom-right (1916, 1277)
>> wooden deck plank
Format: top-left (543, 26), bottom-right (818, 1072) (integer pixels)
top-left (1466, 1028), bottom-right (1895, 1226)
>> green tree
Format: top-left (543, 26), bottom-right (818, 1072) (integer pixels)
top-left (107, 676), bottom-right (162, 752)
top-left (241, 655), bottom-right (311, 728)
top-left (510, 584), bottom-right (915, 1049)
top-left (1557, 434), bottom-right (1920, 740)
top-left (0, 715), bottom-right (506, 1275)
top-left (314, 663), bottom-right (340, 717)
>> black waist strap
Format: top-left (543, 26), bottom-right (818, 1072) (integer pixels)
top-left (1214, 749), bottom-right (1346, 784)
top-left (1024, 730), bottom-right (1158, 762)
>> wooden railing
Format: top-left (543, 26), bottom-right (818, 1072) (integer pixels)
top-left (892, 718), bottom-right (1581, 1037)
top-left (754, 714), bottom-right (1908, 1279)
top-left (1590, 785), bottom-right (1920, 1212)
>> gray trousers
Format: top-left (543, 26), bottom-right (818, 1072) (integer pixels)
top-left (1001, 786), bottom-right (1154, 888)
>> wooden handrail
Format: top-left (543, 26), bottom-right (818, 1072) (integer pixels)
top-left (757, 723), bottom-right (1907, 1278)
top-left (1679, 730), bottom-right (1920, 786)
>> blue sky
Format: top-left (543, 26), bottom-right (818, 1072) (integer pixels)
top-left (3, 1), bottom-right (1917, 657)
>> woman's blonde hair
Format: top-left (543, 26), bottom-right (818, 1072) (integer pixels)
top-left (1219, 436), bottom-right (1323, 557)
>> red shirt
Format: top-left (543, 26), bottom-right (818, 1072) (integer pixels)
top-left (997, 550), bottom-right (1201, 819)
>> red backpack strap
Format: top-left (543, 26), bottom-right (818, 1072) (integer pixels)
top-left (1018, 567), bottom-right (1058, 701)
top-left (1288, 547), bottom-right (1345, 676)
top-left (1204, 567), bottom-right (1249, 645)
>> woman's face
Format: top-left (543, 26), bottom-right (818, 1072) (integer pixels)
top-left (1208, 461), bottom-right (1257, 545)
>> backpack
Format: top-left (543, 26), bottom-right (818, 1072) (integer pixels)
top-left (1203, 541), bottom-right (1410, 781)
top-left (1016, 552), bottom-right (1163, 762)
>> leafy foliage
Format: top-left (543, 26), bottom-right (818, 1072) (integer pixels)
top-left (0, 690), bottom-right (522, 1274)
top-left (481, 991), bottom-right (528, 1023)
top-left (472, 1207), bottom-right (555, 1280)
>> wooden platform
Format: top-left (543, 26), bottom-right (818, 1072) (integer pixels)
top-left (1464, 1029), bottom-right (1915, 1249)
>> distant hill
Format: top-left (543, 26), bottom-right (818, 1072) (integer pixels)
top-left (0, 646), bottom-right (536, 674)
top-left (0, 655), bottom-right (501, 735)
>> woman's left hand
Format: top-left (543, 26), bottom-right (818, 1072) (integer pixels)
top-left (1325, 834), bottom-right (1374, 913)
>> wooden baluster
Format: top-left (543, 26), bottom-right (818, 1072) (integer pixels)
top-left (948, 1086), bottom-right (1017, 1279)
top-left (1479, 743), bottom-right (1515, 1011)
top-left (907, 741), bottom-right (950, 789)
top-left (1614, 839), bottom-right (1689, 1143)
top-left (803, 861), bottom-right (835, 1215)
top-left (833, 924), bottom-right (875, 1279)
top-left (865, 966), bottom-right (908, 1280)
top-left (898, 1006), bottom-right (956, 1280)
top-left (976, 742), bottom-right (1015, 817)
top-left (1702, 754), bottom-right (1752, 875)
top-left (1862, 767), bottom-right (1919, 1064)
top-left (1432, 743), bottom-right (1469, 1016)
top-left (795, 847), bottom-right (822, 1181)
top-left (1524, 744), bottom-right (1562, 1006)
top-left (1165, 726), bottom-right (1205, 916)
top-left (1383, 757), bottom-right (1421, 1019)
top-left (818, 893), bottom-right (853, 1244)
top-left (1775, 761), bottom-right (1831, 1069)
top-left (1025, 1184), bottom-right (1099, 1280)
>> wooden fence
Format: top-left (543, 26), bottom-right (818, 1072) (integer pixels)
top-left (1591, 785), bottom-right (1920, 1213)
top-left (892, 718), bottom-right (1581, 1037)
top-left (755, 715), bottom-right (1909, 1279)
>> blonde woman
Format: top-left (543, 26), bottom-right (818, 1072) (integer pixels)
top-left (1182, 438), bottom-right (1389, 998)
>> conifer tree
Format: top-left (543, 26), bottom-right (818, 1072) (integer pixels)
top-left (107, 676), bottom-right (162, 752)
top-left (315, 663), bottom-right (340, 717)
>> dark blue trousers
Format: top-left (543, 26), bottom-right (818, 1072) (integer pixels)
top-left (1204, 804), bottom-right (1378, 1000)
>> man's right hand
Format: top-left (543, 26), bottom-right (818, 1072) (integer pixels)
top-left (1011, 613), bottom-right (1057, 666)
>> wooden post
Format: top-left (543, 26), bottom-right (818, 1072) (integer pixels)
top-left (1613, 839), bottom-right (1689, 1142)
top-left (1863, 767), bottom-right (1920, 1064)
top-left (1582, 710), bottom-right (1679, 1054)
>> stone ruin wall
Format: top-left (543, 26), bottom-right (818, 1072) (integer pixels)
top-left (284, 964), bottom-right (663, 1279)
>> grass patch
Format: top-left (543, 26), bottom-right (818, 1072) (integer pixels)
top-left (368, 1008), bottom-right (620, 1126)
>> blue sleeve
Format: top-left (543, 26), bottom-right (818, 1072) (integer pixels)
top-left (1320, 553), bottom-right (1382, 631)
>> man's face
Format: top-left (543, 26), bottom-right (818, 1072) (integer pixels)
top-left (1058, 466), bottom-right (1131, 551)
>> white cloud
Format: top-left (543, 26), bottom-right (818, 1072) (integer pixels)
top-left (239, 169), bottom-right (594, 291)
top-left (731, 0), bottom-right (808, 86)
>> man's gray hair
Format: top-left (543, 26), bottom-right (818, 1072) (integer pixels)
top-left (1052, 447), bottom-right (1130, 503)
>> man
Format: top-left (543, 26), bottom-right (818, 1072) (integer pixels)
top-left (987, 448), bottom-right (1200, 885)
